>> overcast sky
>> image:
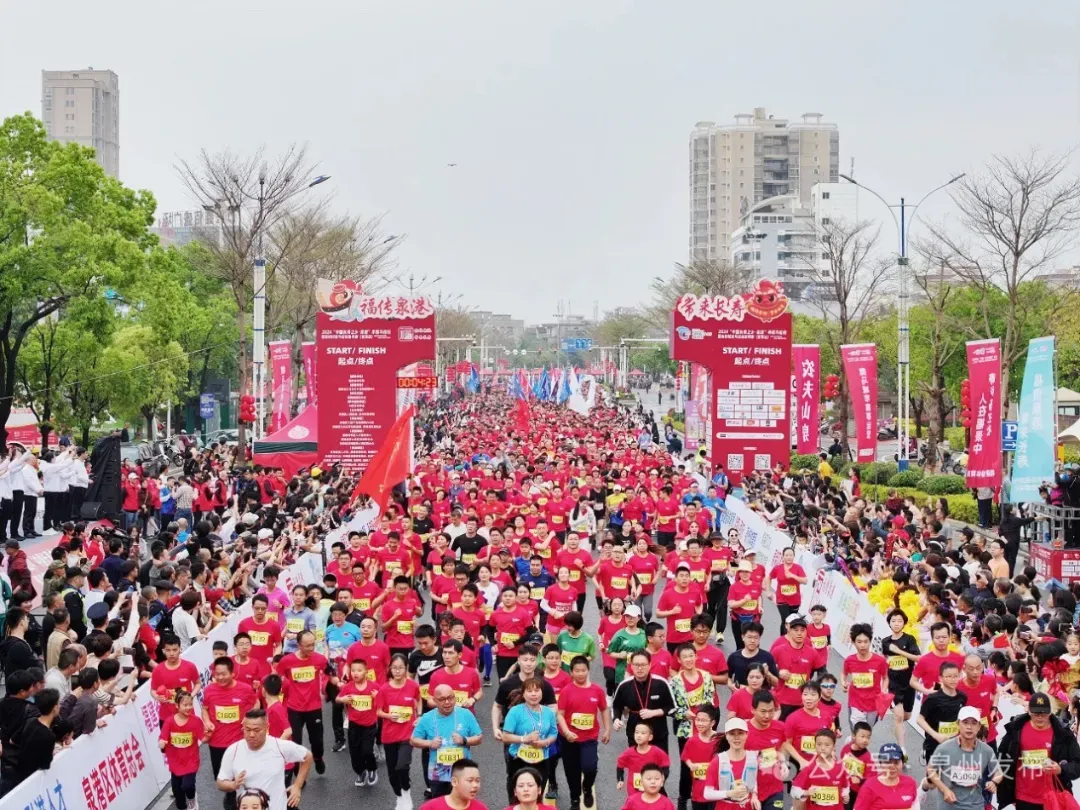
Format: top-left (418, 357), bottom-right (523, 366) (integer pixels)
top-left (2, 1), bottom-right (1078, 322)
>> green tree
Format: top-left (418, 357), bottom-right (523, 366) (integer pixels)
top-left (100, 325), bottom-right (188, 435)
top-left (0, 113), bottom-right (155, 448)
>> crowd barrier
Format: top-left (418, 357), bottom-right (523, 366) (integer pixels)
top-left (0, 551), bottom-right (326, 810)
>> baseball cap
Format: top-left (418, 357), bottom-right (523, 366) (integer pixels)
top-left (786, 615), bottom-right (808, 629)
top-left (1029, 693), bottom-right (1052, 714)
top-left (737, 560), bottom-right (753, 572)
top-left (878, 743), bottom-right (904, 761)
top-left (257, 528), bottom-right (273, 540)
top-left (128, 473), bottom-right (137, 480)
top-left (625, 604), bottom-right (642, 618)
top-left (724, 718), bottom-right (748, 733)
top-left (958, 706), bottom-right (982, 723)
top-left (86, 602), bottom-right (110, 622)
top-left (676, 562), bottom-right (691, 572)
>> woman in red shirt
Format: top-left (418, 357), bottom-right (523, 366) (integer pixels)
top-left (375, 654), bottom-right (422, 802)
top-left (598, 597), bottom-right (627, 696)
top-left (764, 547), bottom-right (807, 628)
top-left (627, 536), bottom-right (661, 622)
top-left (728, 561), bottom-right (764, 651)
top-left (158, 691), bottom-right (203, 810)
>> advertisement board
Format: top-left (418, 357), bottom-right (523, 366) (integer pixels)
top-left (670, 279), bottom-right (792, 485)
top-left (315, 279), bottom-right (435, 471)
top-left (269, 340), bottom-right (293, 433)
top-left (792, 344), bottom-right (820, 455)
top-left (840, 344), bottom-right (878, 462)
top-left (965, 338), bottom-right (1002, 488)
top-left (301, 341), bottom-right (317, 409)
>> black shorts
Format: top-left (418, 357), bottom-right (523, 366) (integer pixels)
top-left (891, 685), bottom-right (915, 713)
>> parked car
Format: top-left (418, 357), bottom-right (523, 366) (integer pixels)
top-left (120, 442), bottom-right (170, 478)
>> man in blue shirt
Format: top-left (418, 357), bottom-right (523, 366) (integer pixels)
top-left (701, 485), bottom-right (726, 530)
top-left (410, 684), bottom-right (484, 797)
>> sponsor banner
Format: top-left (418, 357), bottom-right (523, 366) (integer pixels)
top-left (1011, 336), bottom-right (1056, 503)
top-left (315, 279), bottom-right (435, 471)
top-left (671, 279), bottom-right (793, 485)
top-left (840, 344), bottom-right (878, 462)
top-left (301, 341), bottom-right (317, 409)
top-left (965, 339), bottom-right (1002, 488)
top-left (269, 340), bottom-right (293, 433)
top-left (792, 345), bottom-right (820, 455)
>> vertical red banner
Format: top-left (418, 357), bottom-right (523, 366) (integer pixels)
top-left (792, 345), bottom-right (820, 455)
top-left (269, 340), bottom-right (292, 433)
top-left (301, 341), bottom-right (317, 409)
top-left (966, 339), bottom-right (1002, 487)
top-left (841, 343), bottom-right (878, 462)
top-left (315, 280), bottom-right (435, 471)
top-left (670, 279), bottom-right (793, 486)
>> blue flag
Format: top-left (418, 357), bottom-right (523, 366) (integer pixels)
top-left (467, 364), bottom-right (479, 394)
top-left (1011, 336), bottom-right (1056, 503)
top-left (532, 368), bottom-right (549, 400)
top-left (557, 367), bottom-right (572, 404)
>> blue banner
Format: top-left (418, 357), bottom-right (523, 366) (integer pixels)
top-left (199, 392), bottom-right (216, 418)
top-left (1010, 336), bottom-right (1056, 503)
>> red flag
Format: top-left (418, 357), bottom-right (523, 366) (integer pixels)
top-left (514, 397), bottom-right (530, 434)
top-left (348, 405), bottom-right (415, 515)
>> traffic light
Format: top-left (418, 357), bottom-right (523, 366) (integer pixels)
top-left (239, 394), bottom-right (256, 424)
top-left (959, 379), bottom-right (972, 428)
top-left (823, 374), bottom-right (840, 401)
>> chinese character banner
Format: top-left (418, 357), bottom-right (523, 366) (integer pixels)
top-left (965, 339), bottom-right (1002, 488)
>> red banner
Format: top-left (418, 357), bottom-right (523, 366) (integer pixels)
top-left (966, 338), bottom-right (1002, 487)
top-left (315, 279), bottom-right (435, 471)
top-left (670, 279), bottom-right (792, 485)
top-left (269, 340), bottom-right (292, 433)
top-left (841, 343), bottom-right (878, 462)
top-left (792, 345), bottom-right (820, 455)
top-left (301, 341), bottom-right (317, 409)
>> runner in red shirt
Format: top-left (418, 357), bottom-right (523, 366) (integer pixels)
top-left (150, 636), bottom-right (201, 727)
top-left (745, 690), bottom-right (787, 806)
top-left (644, 626), bottom-right (674, 678)
top-left (595, 543), bottom-right (639, 603)
top-left (616, 723), bottom-right (671, 796)
top-left (231, 633), bottom-right (264, 693)
top-left (911, 622), bottom-right (965, 695)
top-left (956, 653), bottom-right (998, 744)
top-left (379, 576), bottom-right (424, 656)
top-left (792, 729), bottom-right (850, 810)
top-left (200, 657), bottom-right (258, 770)
top-left (770, 616), bottom-right (818, 717)
top-left (428, 639), bottom-right (483, 711)
top-left (418, 758), bottom-right (486, 810)
top-left (556, 657), bottom-right (611, 810)
top-left (852, 744), bottom-right (918, 810)
top-left (554, 533), bottom-right (595, 610)
top-left (237, 595), bottom-right (283, 671)
top-left (783, 682), bottom-right (830, 769)
top-left (334, 659), bottom-right (381, 786)
top-left (627, 536), bottom-right (661, 620)
top-left (842, 624), bottom-right (889, 727)
top-left (728, 561), bottom-right (763, 650)
top-left (806, 605), bottom-right (832, 671)
top-left (689, 614), bottom-right (729, 685)
top-left (489, 589), bottom-right (535, 676)
top-left (346, 615), bottom-right (391, 685)
top-left (541, 567), bottom-right (578, 640)
top-left (702, 717), bottom-right (754, 809)
top-left (158, 692), bottom-right (203, 810)
top-left (654, 564), bottom-right (704, 649)
top-left (765, 547), bottom-right (807, 626)
top-left (278, 631), bottom-right (337, 769)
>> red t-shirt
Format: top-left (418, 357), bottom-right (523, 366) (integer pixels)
top-left (839, 742), bottom-right (873, 793)
top-left (159, 714), bottom-right (204, 776)
top-left (620, 795), bottom-right (675, 810)
top-left (956, 673), bottom-right (998, 742)
top-left (806, 623), bottom-right (831, 669)
top-left (911, 650), bottom-right (965, 691)
top-left (543, 667), bottom-right (572, 697)
top-left (202, 682), bottom-right (257, 748)
top-left (627, 552), bottom-right (661, 595)
top-left (338, 679), bottom-right (380, 727)
top-left (599, 615), bottom-right (626, 669)
top-left (346, 639), bottom-right (392, 685)
top-left (279, 652), bottom-right (329, 712)
top-left (770, 638), bottom-right (818, 706)
top-left (237, 616), bottom-right (283, 667)
top-left (648, 647), bottom-right (674, 679)
top-left (793, 757), bottom-right (849, 809)
top-left (232, 656), bottom-right (265, 693)
top-left (452, 606), bottom-right (486, 645)
top-left (380, 595), bottom-right (422, 648)
top-left (1016, 722), bottom-right (1055, 802)
top-left (852, 775), bottom-right (918, 810)
top-left (557, 681), bottom-right (608, 742)
top-left (150, 660), bottom-right (200, 725)
top-left (654, 497), bottom-right (679, 531)
top-left (420, 799), bottom-right (487, 810)
top-left (769, 563), bottom-right (806, 606)
top-left (728, 580), bottom-right (762, 618)
top-left (727, 687), bottom-right (755, 720)
top-left (784, 708), bottom-right (828, 760)
top-left (541, 584), bottom-right (578, 635)
top-left (428, 665), bottom-right (482, 711)
top-left (692, 643), bottom-right (728, 682)
top-left (842, 654), bottom-right (889, 712)
top-left (705, 547), bottom-right (733, 576)
top-left (680, 733), bottom-right (715, 803)
top-left (746, 719), bottom-right (787, 799)
top-left (490, 605), bottom-right (534, 658)
top-left (554, 548), bottom-right (594, 594)
top-left (349, 579), bottom-right (383, 613)
top-left (705, 755), bottom-right (748, 810)
top-left (596, 561), bottom-right (635, 601)
top-left (655, 586), bottom-right (701, 644)
top-left (616, 744), bottom-right (671, 794)
top-left (376, 679), bottom-right (421, 744)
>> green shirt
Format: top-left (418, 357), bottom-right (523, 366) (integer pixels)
top-left (607, 627), bottom-right (647, 682)
top-left (556, 630), bottom-right (598, 672)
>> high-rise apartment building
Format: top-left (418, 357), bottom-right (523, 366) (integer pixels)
top-left (41, 68), bottom-right (119, 178)
top-left (689, 107), bottom-right (838, 263)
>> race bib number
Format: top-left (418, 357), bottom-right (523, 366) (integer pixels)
top-left (170, 732), bottom-right (193, 747)
top-left (530, 587), bottom-right (546, 600)
top-left (518, 745), bottom-right (544, 763)
top-left (674, 619), bottom-right (692, 633)
top-left (351, 695), bottom-right (373, 711)
top-left (286, 618), bottom-right (305, 634)
top-left (1020, 749), bottom-right (1049, 768)
top-left (742, 600), bottom-right (758, 612)
top-left (780, 584), bottom-right (798, 596)
top-left (691, 763), bottom-right (708, 780)
top-left (385, 560), bottom-right (402, 572)
top-left (938, 721), bottom-right (959, 737)
top-left (561, 651), bottom-right (577, 668)
top-left (357, 598), bottom-right (371, 611)
top-left (785, 672), bottom-right (807, 689)
top-left (759, 748), bottom-right (778, 768)
top-left (637, 572), bottom-right (652, 585)
top-left (570, 713), bottom-right (595, 731)
top-left (843, 755), bottom-right (865, 778)
top-left (551, 515), bottom-right (564, 525)
top-left (249, 631), bottom-right (270, 646)
top-left (419, 685), bottom-right (430, 700)
top-left (800, 736), bottom-right (816, 753)
top-left (851, 672), bottom-right (874, 689)
top-left (711, 559), bottom-right (728, 572)
top-left (396, 620), bottom-right (414, 635)
top-left (948, 763), bottom-right (981, 787)
top-left (611, 576), bottom-right (628, 591)
top-left (436, 746), bottom-right (465, 766)
top-left (887, 655), bottom-right (908, 671)
top-left (215, 704), bottom-right (240, 723)
top-left (690, 570), bottom-right (706, 583)
top-left (569, 570), bottom-right (582, 582)
top-left (291, 666), bottom-right (316, 683)
top-left (390, 705), bottom-right (413, 722)
top-left (366, 669), bottom-right (377, 682)
top-left (811, 636), bottom-right (827, 649)
top-left (809, 786), bottom-right (840, 805)
top-left (454, 690), bottom-right (469, 706)
top-left (462, 554), bottom-right (477, 565)
top-left (686, 684), bottom-right (705, 706)
top-left (632, 772), bottom-right (643, 791)
top-left (500, 632), bottom-right (520, 646)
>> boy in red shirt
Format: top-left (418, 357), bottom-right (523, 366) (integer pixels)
top-left (379, 576), bottom-right (424, 657)
top-left (792, 729), bottom-right (850, 810)
top-left (335, 658), bottom-right (380, 787)
top-left (616, 722), bottom-right (671, 796)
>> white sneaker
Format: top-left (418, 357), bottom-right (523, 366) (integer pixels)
top-left (400, 794), bottom-right (414, 810)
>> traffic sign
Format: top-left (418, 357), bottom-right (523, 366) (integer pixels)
top-left (1002, 420), bottom-right (1019, 451)
top-left (561, 338), bottom-right (593, 351)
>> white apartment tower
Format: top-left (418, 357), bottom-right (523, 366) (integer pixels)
top-left (41, 68), bottom-right (119, 178)
top-left (689, 107), bottom-right (838, 262)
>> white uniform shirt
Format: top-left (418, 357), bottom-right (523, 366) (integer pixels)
top-left (218, 738), bottom-right (309, 810)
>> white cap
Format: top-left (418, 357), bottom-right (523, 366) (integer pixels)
top-left (257, 528), bottom-right (273, 540)
top-left (945, 565), bottom-right (961, 579)
top-left (958, 706), bottom-right (982, 723)
top-left (625, 604), bottom-right (642, 618)
top-left (724, 718), bottom-right (748, 733)
top-left (128, 473), bottom-right (137, 480)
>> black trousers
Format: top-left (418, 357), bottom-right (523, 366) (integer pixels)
top-left (170, 773), bottom-right (197, 810)
top-left (20, 493), bottom-right (36, 535)
top-left (506, 756), bottom-right (549, 805)
top-left (676, 737), bottom-right (693, 802)
top-left (707, 578), bottom-right (730, 634)
top-left (347, 723), bottom-right (377, 774)
top-left (0, 498), bottom-right (9, 542)
top-left (8, 491), bottom-right (22, 538)
top-left (43, 492), bottom-right (61, 531)
top-left (496, 656), bottom-right (515, 679)
top-left (288, 707), bottom-right (324, 760)
top-left (777, 603), bottom-right (798, 627)
top-left (326, 682), bottom-right (345, 742)
top-left (383, 741), bottom-right (412, 796)
top-left (561, 739), bottom-right (598, 805)
top-left (69, 486), bottom-right (86, 519)
top-left (209, 745), bottom-right (236, 810)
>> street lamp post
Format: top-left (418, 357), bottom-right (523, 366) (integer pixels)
top-left (838, 172), bottom-right (965, 470)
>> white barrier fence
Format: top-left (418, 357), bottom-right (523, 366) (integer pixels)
top-left (0, 551), bottom-right (325, 810)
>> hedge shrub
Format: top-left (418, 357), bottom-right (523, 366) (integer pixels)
top-left (917, 474), bottom-right (969, 495)
top-left (855, 461), bottom-right (898, 485)
top-left (887, 469), bottom-right (925, 488)
top-left (943, 427), bottom-right (968, 451)
top-left (790, 452), bottom-right (822, 471)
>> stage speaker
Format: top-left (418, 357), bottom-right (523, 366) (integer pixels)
top-left (80, 501), bottom-right (105, 521)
